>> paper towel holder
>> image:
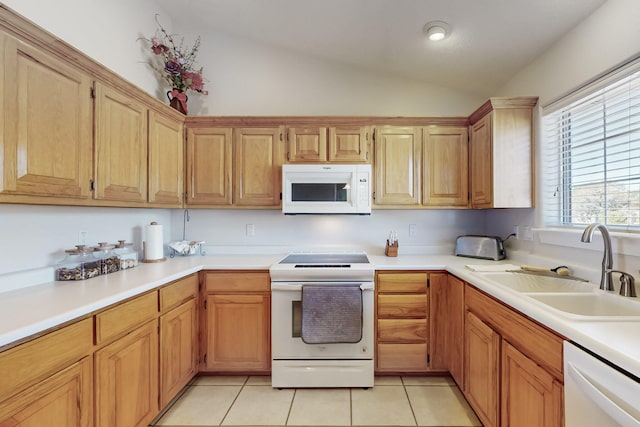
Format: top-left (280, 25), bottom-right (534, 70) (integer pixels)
top-left (142, 241), bottom-right (166, 263)
top-left (143, 221), bottom-right (166, 263)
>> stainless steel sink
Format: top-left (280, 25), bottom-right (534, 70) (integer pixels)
top-left (526, 293), bottom-right (640, 321)
top-left (479, 271), bottom-right (594, 293)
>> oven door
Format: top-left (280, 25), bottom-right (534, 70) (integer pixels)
top-left (271, 282), bottom-right (374, 359)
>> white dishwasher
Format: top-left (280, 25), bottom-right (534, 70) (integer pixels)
top-left (564, 341), bottom-right (640, 427)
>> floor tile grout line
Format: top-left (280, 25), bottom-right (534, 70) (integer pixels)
top-left (284, 388), bottom-right (296, 426)
top-left (402, 381), bottom-right (419, 427)
top-left (218, 377), bottom-right (248, 426)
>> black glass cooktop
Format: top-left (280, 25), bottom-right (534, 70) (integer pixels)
top-left (279, 253), bottom-right (370, 265)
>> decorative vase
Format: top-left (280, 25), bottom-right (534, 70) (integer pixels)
top-left (167, 89), bottom-right (188, 114)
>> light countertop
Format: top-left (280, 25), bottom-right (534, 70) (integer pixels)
top-left (1, 253), bottom-right (639, 381)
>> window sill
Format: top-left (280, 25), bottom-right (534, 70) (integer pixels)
top-left (535, 227), bottom-right (640, 257)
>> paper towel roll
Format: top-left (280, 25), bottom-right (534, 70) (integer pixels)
top-left (144, 222), bottom-right (165, 262)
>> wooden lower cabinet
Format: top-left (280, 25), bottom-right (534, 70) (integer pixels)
top-left (464, 284), bottom-right (565, 427)
top-left (160, 298), bottom-right (198, 408)
top-left (0, 356), bottom-right (92, 427)
top-left (202, 271), bottom-right (271, 373)
top-left (376, 271), bottom-right (439, 373)
top-left (465, 311), bottom-right (500, 427)
top-left (447, 274), bottom-right (465, 386)
top-left (94, 320), bottom-right (159, 427)
top-left (501, 341), bottom-right (563, 427)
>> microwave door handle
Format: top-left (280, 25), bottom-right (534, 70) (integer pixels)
top-left (567, 362), bottom-right (640, 426)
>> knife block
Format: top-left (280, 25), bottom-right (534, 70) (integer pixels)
top-left (385, 239), bottom-right (398, 257)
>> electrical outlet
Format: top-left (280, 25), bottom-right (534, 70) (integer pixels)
top-left (246, 224), bottom-right (255, 237)
top-left (519, 226), bottom-right (533, 241)
top-left (409, 224), bottom-right (417, 237)
top-left (78, 230), bottom-right (88, 245)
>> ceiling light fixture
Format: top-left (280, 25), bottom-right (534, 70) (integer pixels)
top-left (423, 21), bottom-right (450, 41)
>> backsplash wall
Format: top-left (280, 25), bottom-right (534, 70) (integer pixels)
top-left (169, 209), bottom-right (487, 256)
top-left (0, 205), bottom-right (172, 276)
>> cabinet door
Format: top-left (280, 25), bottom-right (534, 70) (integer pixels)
top-left (148, 109), bottom-right (184, 206)
top-left (0, 357), bottom-right (92, 427)
top-left (287, 127), bottom-right (327, 162)
top-left (501, 341), bottom-right (563, 427)
top-left (203, 293), bottom-right (270, 372)
top-left (186, 127), bottom-right (233, 206)
top-left (1, 33), bottom-right (92, 202)
top-left (423, 126), bottom-right (469, 207)
top-left (160, 298), bottom-right (198, 408)
top-left (470, 113), bottom-right (493, 208)
top-left (94, 82), bottom-right (148, 203)
top-left (95, 320), bottom-right (159, 427)
top-left (465, 311), bottom-right (500, 427)
top-left (328, 126), bottom-right (370, 163)
top-left (234, 127), bottom-right (284, 207)
top-left (373, 126), bottom-right (421, 205)
top-left (428, 273), bottom-right (448, 371)
top-left (447, 274), bottom-right (465, 387)
top-left (377, 343), bottom-right (428, 372)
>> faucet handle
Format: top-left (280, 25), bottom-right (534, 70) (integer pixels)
top-left (617, 272), bottom-right (636, 297)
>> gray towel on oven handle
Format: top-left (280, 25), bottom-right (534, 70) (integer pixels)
top-left (301, 284), bottom-right (363, 344)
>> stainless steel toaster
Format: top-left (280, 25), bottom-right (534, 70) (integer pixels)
top-left (454, 235), bottom-right (506, 260)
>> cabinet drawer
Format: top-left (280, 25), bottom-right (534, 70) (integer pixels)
top-left (377, 273), bottom-right (427, 293)
top-left (377, 294), bottom-right (427, 318)
top-left (0, 317), bottom-right (93, 400)
top-left (95, 291), bottom-right (158, 345)
top-left (159, 274), bottom-right (199, 312)
top-left (205, 271), bottom-right (270, 292)
top-left (378, 319), bottom-right (427, 342)
top-left (466, 285), bottom-right (565, 379)
top-left (377, 343), bottom-right (428, 372)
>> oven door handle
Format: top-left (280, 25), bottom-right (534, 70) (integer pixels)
top-left (360, 283), bottom-right (374, 291)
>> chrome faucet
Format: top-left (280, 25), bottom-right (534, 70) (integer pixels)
top-left (581, 223), bottom-right (615, 291)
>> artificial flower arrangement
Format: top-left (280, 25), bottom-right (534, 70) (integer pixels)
top-left (142, 15), bottom-right (207, 113)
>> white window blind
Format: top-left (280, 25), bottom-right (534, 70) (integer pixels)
top-left (542, 64), bottom-right (640, 230)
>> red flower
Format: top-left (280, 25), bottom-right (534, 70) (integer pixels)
top-left (183, 71), bottom-right (204, 92)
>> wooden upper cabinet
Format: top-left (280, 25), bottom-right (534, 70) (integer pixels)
top-left (328, 126), bottom-right (370, 163)
top-left (185, 126), bottom-right (233, 206)
top-left (148, 109), bottom-right (184, 207)
top-left (286, 125), bottom-right (370, 163)
top-left (94, 82), bottom-right (148, 203)
top-left (0, 33), bottom-right (93, 202)
top-left (469, 97), bottom-right (537, 208)
top-left (373, 126), bottom-right (421, 206)
top-left (234, 127), bottom-right (284, 207)
top-left (423, 126), bottom-right (469, 207)
top-left (287, 126), bottom-right (327, 162)
top-left (469, 114), bottom-right (493, 207)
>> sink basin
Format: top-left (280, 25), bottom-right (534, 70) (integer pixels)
top-left (527, 293), bottom-right (640, 321)
top-left (479, 272), bottom-right (595, 293)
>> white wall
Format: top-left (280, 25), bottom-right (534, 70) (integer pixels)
top-left (489, 0), bottom-right (640, 282)
top-left (0, 2), bottom-right (488, 278)
top-left (170, 209), bottom-right (486, 256)
top-left (0, 205), bottom-right (171, 275)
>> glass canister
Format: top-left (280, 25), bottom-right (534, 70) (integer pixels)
top-left (93, 242), bottom-right (120, 275)
top-left (114, 240), bottom-right (138, 270)
top-left (56, 245), bottom-right (100, 281)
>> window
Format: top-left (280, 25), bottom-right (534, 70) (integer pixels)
top-left (543, 62), bottom-right (640, 230)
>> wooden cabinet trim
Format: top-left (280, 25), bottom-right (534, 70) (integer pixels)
top-left (465, 284), bottom-right (565, 380)
top-left (204, 271), bottom-right (270, 292)
top-left (0, 317), bottom-right (93, 401)
top-left (159, 273), bottom-right (199, 312)
top-left (94, 291), bottom-right (158, 346)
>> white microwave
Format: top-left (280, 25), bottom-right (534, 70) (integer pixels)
top-left (282, 164), bottom-right (372, 215)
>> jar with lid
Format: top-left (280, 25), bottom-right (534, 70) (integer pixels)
top-left (56, 245), bottom-right (100, 281)
top-left (93, 242), bottom-right (120, 275)
top-left (114, 240), bottom-right (138, 270)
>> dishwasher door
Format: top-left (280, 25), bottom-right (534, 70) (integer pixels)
top-left (564, 341), bottom-right (640, 427)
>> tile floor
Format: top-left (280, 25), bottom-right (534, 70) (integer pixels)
top-left (152, 375), bottom-right (482, 427)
